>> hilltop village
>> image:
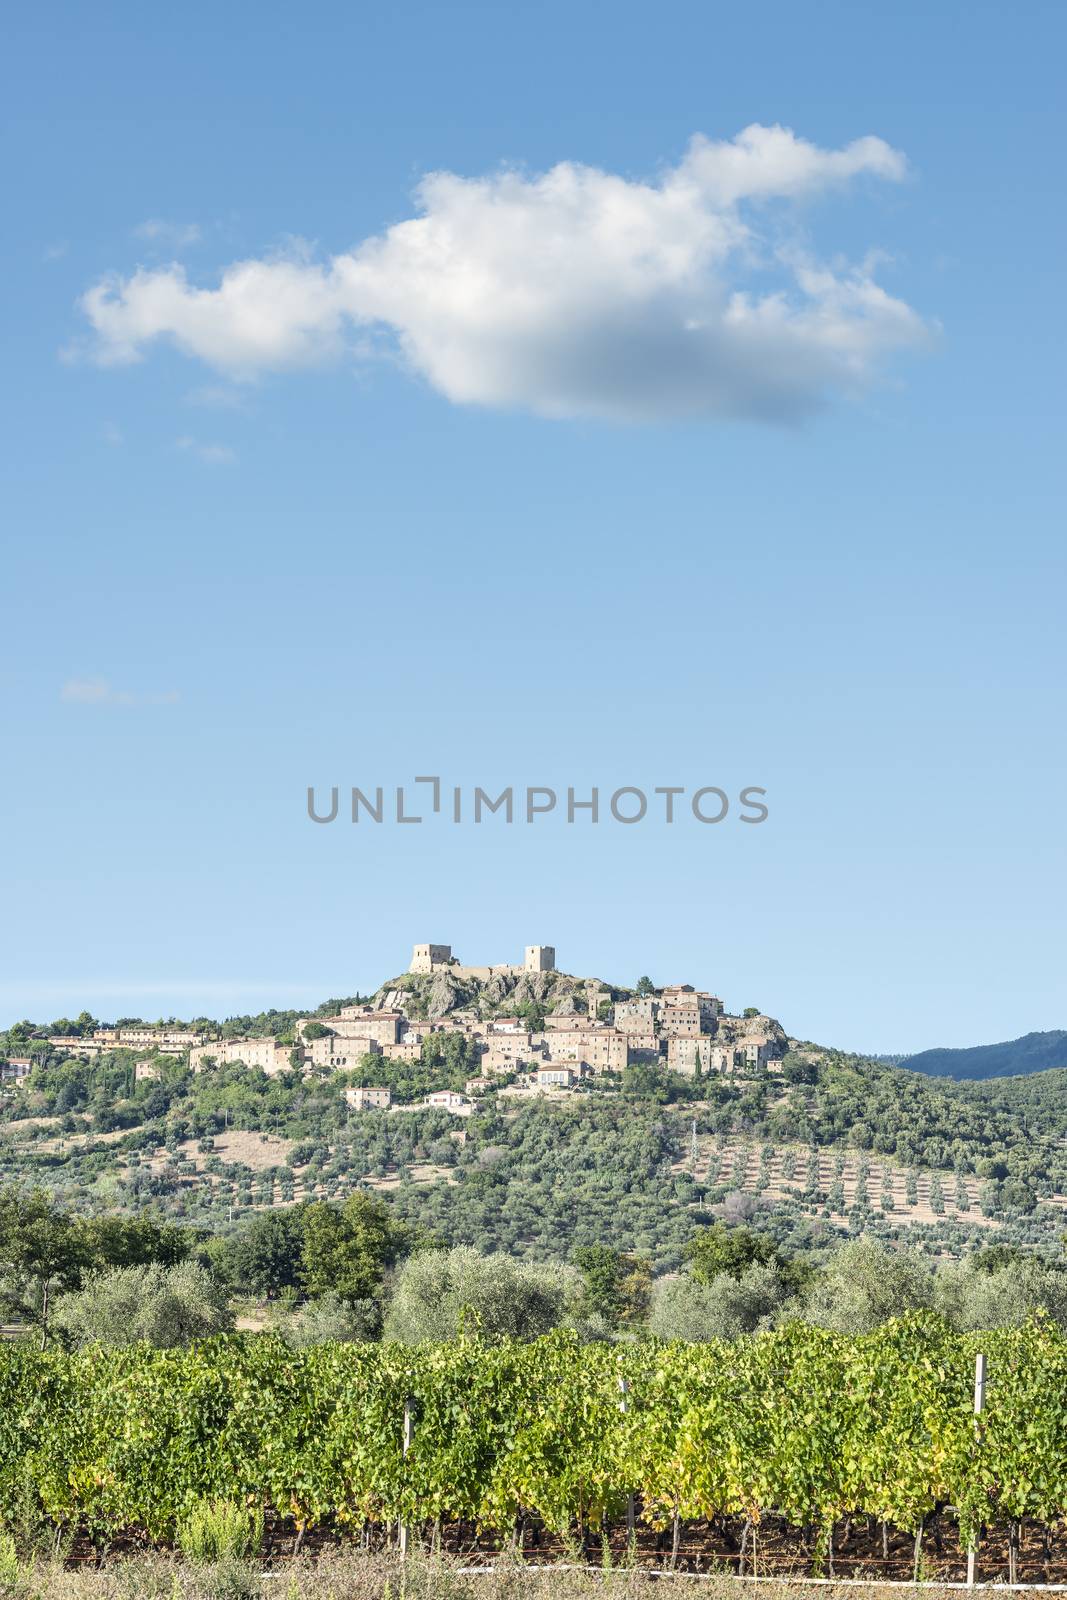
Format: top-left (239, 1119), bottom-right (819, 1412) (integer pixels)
top-left (6, 942), bottom-right (786, 1114)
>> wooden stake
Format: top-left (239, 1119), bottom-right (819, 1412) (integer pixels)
top-left (618, 1378), bottom-right (636, 1538)
top-left (966, 1353), bottom-right (986, 1588)
top-left (399, 1395), bottom-right (414, 1559)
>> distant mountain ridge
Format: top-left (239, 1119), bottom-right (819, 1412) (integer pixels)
top-left (902, 1030), bottom-right (1067, 1081)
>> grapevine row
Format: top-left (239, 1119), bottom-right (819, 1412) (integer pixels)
top-left (0, 1314), bottom-right (1064, 1548)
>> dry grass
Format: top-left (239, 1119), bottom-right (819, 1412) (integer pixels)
top-left (171, 1131), bottom-right (296, 1173)
top-left (0, 1550), bottom-right (1018, 1600)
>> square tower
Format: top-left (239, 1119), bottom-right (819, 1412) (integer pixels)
top-left (524, 945), bottom-right (556, 973)
top-left (411, 944), bottom-right (452, 973)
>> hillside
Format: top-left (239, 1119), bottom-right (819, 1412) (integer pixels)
top-left (6, 968), bottom-right (1067, 1265)
top-left (902, 1029), bottom-right (1067, 1080)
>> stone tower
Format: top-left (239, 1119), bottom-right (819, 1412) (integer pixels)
top-left (411, 944), bottom-right (452, 973)
top-left (524, 945), bottom-right (556, 973)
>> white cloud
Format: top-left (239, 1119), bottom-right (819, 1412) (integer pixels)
top-left (176, 434), bottom-right (236, 465)
top-left (133, 218), bottom-right (202, 249)
top-left (61, 677), bottom-right (180, 707)
top-left (80, 125), bottom-right (930, 423)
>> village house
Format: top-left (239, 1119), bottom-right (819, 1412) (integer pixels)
top-left (298, 1010), bottom-right (402, 1047)
top-left (344, 1086), bottom-right (392, 1110)
top-left (305, 1034), bottom-right (381, 1071)
top-left (613, 997), bottom-right (658, 1033)
top-left (535, 1064), bottom-right (585, 1090)
top-left (0, 1057), bottom-right (32, 1086)
top-left (48, 1026), bottom-right (211, 1058)
top-left (481, 1042), bottom-right (540, 1073)
top-left (541, 1023), bottom-right (630, 1073)
top-left (188, 1037), bottom-right (293, 1075)
top-left (379, 1039), bottom-right (422, 1063)
top-left (660, 985), bottom-right (722, 1038)
top-left (425, 1090), bottom-right (474, 1114)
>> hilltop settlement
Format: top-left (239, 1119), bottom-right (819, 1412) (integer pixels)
top-left (4, 941), bottom-right (785, 1113)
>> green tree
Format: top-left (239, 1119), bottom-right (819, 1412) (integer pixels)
top-left (800, 1238), bottom-right (935, 1334)
top-left (514, 999), bottom-right (546, 1033)
top-left (650, 1262), bottom-right (793, 1340)
top-left (76, 1213), bottom-right (195, 1272)
top-left (210, 1206), bottom-right (307, 1298)
top-left (686, 1222), bottom-right (779, 1284)
top-left (621, 1062), bottom-right (667, 1101)
top-left (0, 1186), bottom-right (85, 1347)
top-left (51, 1261), bottom-right (233, 1348)
top-left (274, 1291), bottom-right (381, 1345)
top-left (299, 1192), bottom-right (412, 1305)
top-left (571, 1244), bottom-right (651, 1329)
top-left (384, 1245), bottom-right (573, 1343)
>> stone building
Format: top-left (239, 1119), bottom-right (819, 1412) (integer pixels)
top-left (410, 944), bottom-right (453, 973)
top-left (189, 1037), bottom-right (293, 1076)
top-left (542, 1024), bottom-right (630, 1074)
top-left (524, 945), bottom-right (556, 972)
top-left (660, 986), bottom-right (722, 1038)
top-left (344, 1086), bottom-right (392, 1110)
top-left (305, 1034), bottom-right (381, 1071)
top-left (613, 998), bottom-right (658, 1034)
top-left (536, 1064), bottom-right (583, 1089)
top-left (301, 1009), bottom-right (402, 1046)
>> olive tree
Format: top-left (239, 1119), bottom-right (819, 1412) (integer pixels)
top-left (650, 1263), bottom-right (793, 1341)
top-left (384, 1245), bottom-right (575, 1342)
top-left (51, 1260), bottom-right (233, 1347)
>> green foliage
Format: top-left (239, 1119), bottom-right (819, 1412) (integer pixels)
top-left (299, 1192), bottom-right (412, 1305)
top-left (650, 1262), bottom-right (792, 1340)
top-left (383, 1246), bottom-right (573, 1343)
top-left (0, 1530), bottom-right (22, 1592)
top-left (77, 1213), bottom-right (197, 1272)
top-left (50, 1261), bottom-right (233, 1349)
top-left (686, 1222), bottom-right (780, 1283)
top-left (176, 1497), bottom-right (263, 1563)
top-left (571, 1245), bottom-right (651, 1330)
top-left (514, 999), bottom-right (546, 1033)
top-left (0, 1188), bottom-right (85, 1345)
top-left (209, 1207), bottom-right (307, 1299)
top-left (274, 1292), bottom-right (381, 1346)
top-left (800, 1238), bottom-right (936, 1333)
top-left (0, 1320), bottom-right (1063, 1548)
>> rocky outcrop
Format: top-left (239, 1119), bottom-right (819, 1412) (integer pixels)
top-left (715, 1012), bottom-right (789, 1051)
top-left (372, 967), bottom-right (607, 1023)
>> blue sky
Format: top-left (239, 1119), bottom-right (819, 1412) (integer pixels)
top-left (2, 0), bottom-right (1064, 1052)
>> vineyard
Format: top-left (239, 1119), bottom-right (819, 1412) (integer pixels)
top-left (2, 1316), bottom-right (1067, 1581)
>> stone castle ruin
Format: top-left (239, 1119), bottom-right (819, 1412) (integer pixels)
top-left (410, 943), bottom-right (556, 980)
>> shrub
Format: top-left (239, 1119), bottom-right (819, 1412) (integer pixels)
top-left (176, 1498), bottom-right (263, 1564)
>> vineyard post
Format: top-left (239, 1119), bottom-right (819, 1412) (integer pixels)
top-left (618, 1377), bottom-right (636, 1536)
top-left (965, 1352), bottom-right (986, 1588)
top-left (399, 1395), bottom-right (415, 1559)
